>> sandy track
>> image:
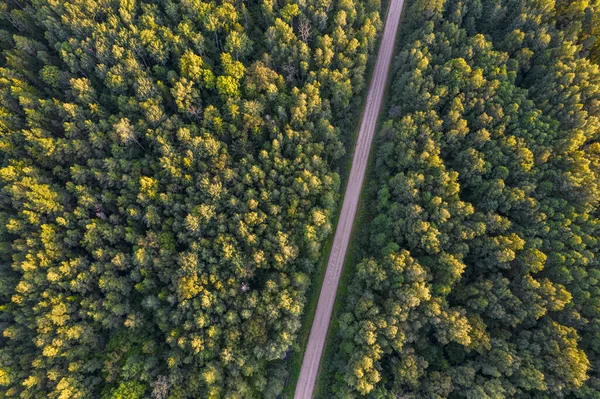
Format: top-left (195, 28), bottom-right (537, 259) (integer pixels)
top-left (293, 0), bottom-right (405, 397)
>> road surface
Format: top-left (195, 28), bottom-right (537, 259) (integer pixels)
top-left (294, 0), bottom-right (406, 397)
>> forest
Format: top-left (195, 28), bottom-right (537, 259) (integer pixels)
top-left (325, 0), bottom-right (600, 397)
top-left (0, 0), bottom-right (383, 397)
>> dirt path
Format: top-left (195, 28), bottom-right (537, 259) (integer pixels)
top-left (294, 0), bottom-right (405, 397)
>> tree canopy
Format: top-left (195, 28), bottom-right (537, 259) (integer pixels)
top-left (0, 0), bottom-right (382, 397)
top-left (326, 0), bottom-right (600, 397)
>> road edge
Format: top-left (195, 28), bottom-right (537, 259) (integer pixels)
top-left (280, 0), bottom-right (392, 396)
top-left (294, 0), bottom-right (408, 396)
top-left (312, 0), bottom-right (410, 396)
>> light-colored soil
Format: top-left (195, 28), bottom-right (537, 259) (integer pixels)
top-left (294, 0), bottom-right (406, 397)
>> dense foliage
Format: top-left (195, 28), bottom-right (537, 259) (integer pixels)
top-left (0, 0), bottom-right (382, 397)
top-left (328, 0), bottom-right (600, 397)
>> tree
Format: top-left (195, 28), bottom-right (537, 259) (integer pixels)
top-left (0, 0), bottom-right (384, 396)
top-left (325, 0), bottom-right (600, 396)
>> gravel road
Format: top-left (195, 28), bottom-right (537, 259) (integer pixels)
top-left (294, 0), bottom-right (406, 397)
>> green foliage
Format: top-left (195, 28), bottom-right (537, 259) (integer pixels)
top-left (105, 381), bottom-right (147, 399)
top-left (327, 0), bottom-right (600, 397)
top-left (0, 0), bottom-right (382, 397)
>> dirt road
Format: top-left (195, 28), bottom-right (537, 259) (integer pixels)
top-left (293, 0), bottom-right (405, 397)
